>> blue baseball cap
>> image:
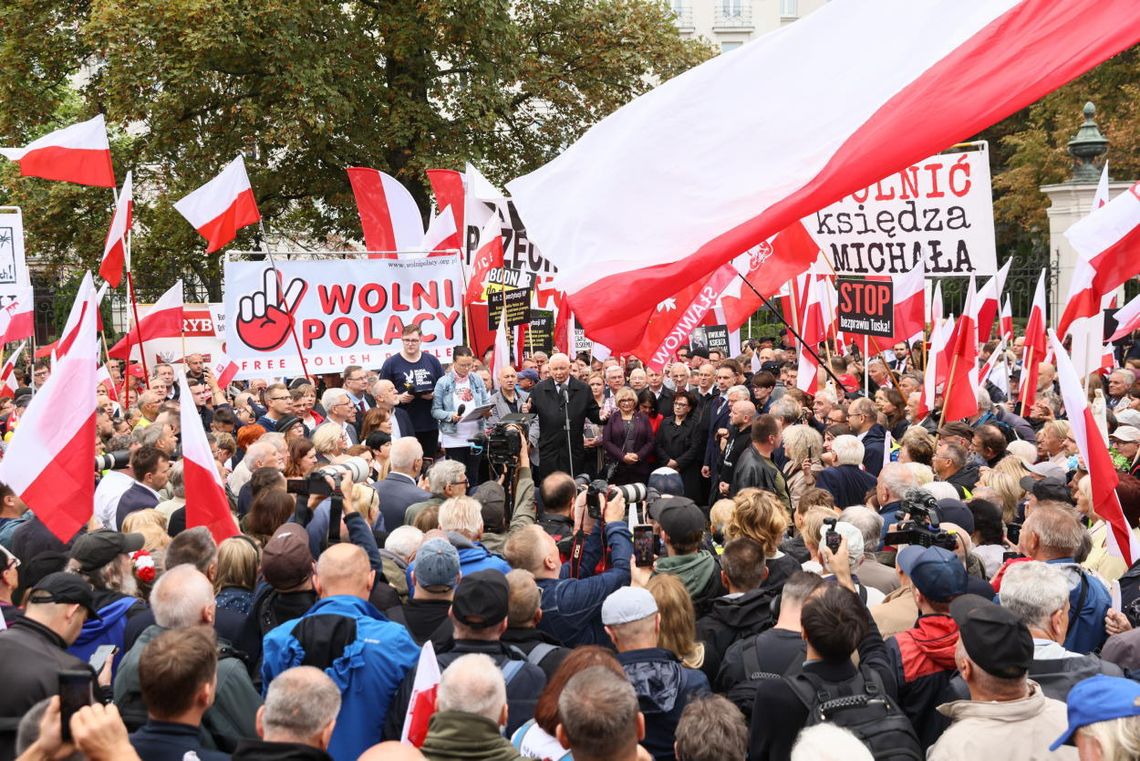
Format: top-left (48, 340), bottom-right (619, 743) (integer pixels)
top-left (897, 545), bottom-right (968, 603)
top-left (413, 538), bottom-right (461, 591)
top-left (518, 369), bottom-right (539, 383)
top-left (1051, 675), bottom-right (1140, 750)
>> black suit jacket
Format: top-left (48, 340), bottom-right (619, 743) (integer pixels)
top-left (391, 407), bottom-right (414, 440)
top-left (115, 482), bottom-right (159, 530)
top-left (528, 377), bottom-right (601, 480)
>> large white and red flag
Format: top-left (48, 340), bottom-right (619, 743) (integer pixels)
top-left (174, 156), bottom-right (261, 254)
top-left (346, 167), bottom-right (425, 256)
top-left (177, 371), bottom-right (238, 543)
top-left (941, 278), bottom-right (980, 423)
top-left (891, 263), bottom-right (925, 346)
top-left (0, 342), bottom-right (26, 399)
top-left (1000, 296), bottom-right (1013, 340)
top-left (918, 314), bottom-right (955, 421)
top-left (1018, 270), bottom-right (1048, 416)
top-left (107, 281), bottom-right (184, 360)
top-left (0, 114), bottom-right (115, 188)
top-left (426, 169), bottom-right (466, 253)
top-left (464, 213), bottom-right (505, 307)
top-left (507, 0), bottom-right (1138, 340)
top-left (1057, 181), bottom-right (1140, 340)
top-left (976, 258), bottom-right (1011, 343)
top-left (1051, 330), bottom-right (1140, 565)
top-left (43, 274), bottom-right (101, 361)
top-left (1108, 293), bottom-right (1140, 343)
top-left (0, 287), bottom-right (98, 541)
top-left (100, 171), bottom-right (132, 288)
top-left (0, 286), bottom-right (34, 345)
top-left (401, 640), bottom-right (441, 747)
top-left (421, 206), bottom-right (458, 253)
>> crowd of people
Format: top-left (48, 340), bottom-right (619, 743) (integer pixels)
top-left (2, 321), bottom-right (1140, 761)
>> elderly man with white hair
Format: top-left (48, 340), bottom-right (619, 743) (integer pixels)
top-left (839, 505), bottom-right (899, 595)
top-left (873, 462), bottom-right (918, 539)
top-left (404, 497), bottom-right (511, 597)
top-left (814, 435), bottom-right (878, 508)
top-left (372, 437), bottom-right (430, 531)
top-left (404, 460), bottom-right (469, 527)
top-left (321, 387), bottom-right (360, 445)
top-left (419, 654), bottom-right (528, 760)
top-left (526, 352), bottom-right (602, 483)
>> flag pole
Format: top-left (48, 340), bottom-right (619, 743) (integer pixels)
top-left (938, 353), bottom-right (961, 429)
top-left (735, 274), bottom-right (846, 391)
top-left (1019, 345), bottom-right (1036, 417)
top-left (124, 217), bottom-right (149, 383)
top-left (256, 219), bottom-right (311, 384)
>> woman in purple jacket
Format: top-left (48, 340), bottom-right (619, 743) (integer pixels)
top-left (602, 387), bottom-right (656, 485)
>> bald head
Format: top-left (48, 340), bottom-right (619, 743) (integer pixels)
top-left (314, 544), bottom-right (374, 599)
top-left (151, 564), bottom-right (215, 629)
top-left (358, 742), bottom-right (427, 761)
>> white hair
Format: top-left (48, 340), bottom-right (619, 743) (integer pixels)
top-left (243, 440), bottom-right (277, 469)
top-left (670, 363), bottom-right (691, 377)
top-left (390, 437), bottom-right (423, 471)
top-left (320, 387), bottom-right (350, 411)
top-left (838, 506), bottom-right (883, 555)
top-left (428, 460), bottom-right (468, 494)
top-left (792, 724), bottom-right (874, 761)
top-left (878, 462), bottom-right (916, 501)
top-left (261, 431), bottom-right (286, 453)
top-left (310, 423), bottom-right (346, 455)
top-left (384, 526), bottom-right (424, 563)
top-left (262, 666), bottom-right (342, 741)
top-left (726, 384), bottom-right (750, 402)
top-left (815, 387), bottom-right (837, 405)
top-left (1007, 440), bottom-right (1038, 468)
top-left (922, 481), bottom-right (960, 502)
top-left (439, 496), bottom-right (484, 538)
top-left (438, 653), bottom-right (507, 724)
top-left (1000, 561), bottom-right (1071, 631)
top-left (905, 462), bottom-right (934, 486)
top-left (150, 564), bottom-right (214, 629)
top-left (831, 435), bottom-right (865, 467)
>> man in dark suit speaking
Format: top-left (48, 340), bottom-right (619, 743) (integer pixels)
top-left (527, 353), bottom-right (601, 483)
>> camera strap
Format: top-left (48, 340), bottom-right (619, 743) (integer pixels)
top-left (569, 529), bottom-right (586, 578)
top-left (328, 493), bottom-right (343, 545)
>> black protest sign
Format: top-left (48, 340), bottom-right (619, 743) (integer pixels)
top-left (690, 324), bottom-right (730, 356)
top-left (837, 278), bottom-right (894, 338)
top-left (527, 310), bottom-right (555, 354)
top-left (486, 268), bottom-right (532, 330)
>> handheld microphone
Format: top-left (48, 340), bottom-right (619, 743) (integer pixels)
top-left (456, 404), bottom-right (466, 418)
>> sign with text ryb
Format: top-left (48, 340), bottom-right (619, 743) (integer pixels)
top-left (807, 145), bottom-right (997, 277)
top-left (837, 278), bottom-right (894, 338)
top-left (224, 255), bottom-right (463, 378)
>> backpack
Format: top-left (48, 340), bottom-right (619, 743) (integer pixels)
top-left (784, 666), bottom-right (922, 761)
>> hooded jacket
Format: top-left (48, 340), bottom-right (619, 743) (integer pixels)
top-left (420, 711), bottom-right (531, 761)
top-left (654, 550), bottom-right (725, 618)
top-left (695, 586), bottom-right (778, 680)
top-left (68, 590), bottom-right (143, 678)
top-left (406, 532), bottom-right (511, 599)
top-left (618, 647), bottom-right (709, 761)
top-left (888, 613), bottom-right (960, 749)
top-left (944, 461), bottom-right (980, 498)
top-left (928, 681), bottom-right (1077, 761)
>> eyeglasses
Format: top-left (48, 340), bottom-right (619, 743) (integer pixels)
top-left (269, 396), bottom-right (291, 402)
top-left (451, 477), bottom-right (469, 486)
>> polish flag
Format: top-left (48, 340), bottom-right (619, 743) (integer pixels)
top-left (401, 640), bottom-right (442, 747)
top-left (1050, 330), bottom-right (1140, 565)
top-left (464, 163), bottom-right (502, 245)
top-left (507, 0), bottom-right (1137, 340)
top-left (210, 348), bottom-right (240, 389)
top-left (1000, 296), bottom-right (1013, 341)
top-left (919, 314), bottom-right (954, 421)
top-left (426, 169), bottom-right (466, 253)
top-left (346, 167), bottom-right (424, 256)
top-left (1093, 161), bottom-right (1111, 210)
top-left (0, 286), bottom-right (35, 345)
top-left (177, 371), bottom-right (239, 543)
top-left (464, 214), bottom-right (505, 307)
top-left (796, 268), bottom-right (826, 395)
top-left (47, 275), bottom-right (101, 361)
top-left (107, 281), bottom-right (184, 360)
top-left (490, 308), bottom-right (512, 384)
top-left (0, 114), bottom-right (115, 188)
top-left (174, 156), bottom-right (262, 254)
top-left (0, 288), bottom-right (97, 541)
top-left (978, 336), bottom-right (1010, 396)
top-left (421, 206), bottom-right (458, 253)
top-left (1097, 344), bottom-right (1116, 375)
top-left (0, 343), bottom-right (26, 399)
top-left (931, 280), bottom-right (944, 327)
top-left (1056, 180), bottom-right (1140, 340)
top-left (718, 223), bottom-right (822, 336)
top-left (976, 258), bottom-right (1011, 342)
top-left (891, 264), bottom-right (925, 345)
top-left (941, 278), bottom-right (980, 423)
top-left (100, 171), bottom-right (132, 288)
top-left (553, 291), bottom-right (573, 356)
top-left (1108, 292), bottom-right (1140, 342)
top-left (1018, 271), bottom-right (1048, 417)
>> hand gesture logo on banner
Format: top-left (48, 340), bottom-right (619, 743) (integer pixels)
top-left (236, 268), bottom-right (307, 351)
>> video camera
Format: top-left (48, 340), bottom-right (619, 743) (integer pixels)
top-left (286, 456), bottom-right (371, 498)
top-left (883, 488), bottom-right (958, 551)
top-left (95, 450), bottom-right (131, 472)
top-left (486, 414), bottom-right (533, 468)
top-left (574, 474), bottom-right (647, 520)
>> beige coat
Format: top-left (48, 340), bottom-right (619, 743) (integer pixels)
top-left (928, 681), bottom-right (1078, 761)
top-left (870, 582), bottom-right (917, 639)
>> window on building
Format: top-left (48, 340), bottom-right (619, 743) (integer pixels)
top-left (671, 0), bottom-right (685, 12)
top-left (722, 0), bottom-right (744, 18)
top-left (779, 0), bottom-right (798, 17)
top-left (721, 41), bottom-right (742, 53)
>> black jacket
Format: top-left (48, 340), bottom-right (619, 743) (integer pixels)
top-left (232, 738), bottom-right (332, 761)
top-left (500, 627), bottom-right (571, 681)
top-left (618, 647), bottom-right (710, 761)
top-left (0, 617), bottom-right (96, 759)
top-left (695, 585), bottom-right (778, 681)
top-left (655, 415), bottom-right (704, 503)
top-left (944, 461), bottom-right (981, 497)
top-left (527, 377), bottom-right (601, 481)
top-left (129, 720), bottom-right (230, 761)
top-left (730, 447), bottom-right (788, 510)
top-left (860, 424), bottom-right (888, 477)
top-left (814, 464), bottom-right (878, 509)
top-left (401, 598), bottom-right (454, 651)
top-left (717, 626), bottom-right (805, 715)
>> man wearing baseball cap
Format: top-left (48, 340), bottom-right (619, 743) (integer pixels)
top-left (250, 523), bottom-right (317, 638)
top-left (66, 529), bottom-right (148, 666)
top-left (603, 586), bottom-right (708, 761)
top-left (1109, 425), bottom-right (1140, 478)
top-left (928, 595), bottom-right (1074, 761)
top-left (651, 497), bottom-right (724, 618)
top-left (0, 572), bottom-right (104, 758)
top-left (886, 545), bottom-right (969, 749)
top-left (401, 537), bottom-right (460, 651)
top-left (1051, 675), bottom-right (1140, 757)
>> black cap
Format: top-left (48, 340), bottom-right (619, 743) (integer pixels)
top-left (275, 415), bottom-right (302, 434)
top-left (654, 497), bottom-right (707, 542)
top-left (26, 572), bottom-right (100, 618)
top-left (950, 594), bottom-right (1033, 678)
top-left (69, 530), bottom-right (145, 573)
top-left (1024, 477), bottom-right (1072, 503)
top-left (936, 499), bottom-right (975, 534)
top-left (451, 570), bottom-right (509, 629)
top-left (938, 421), bottom-right (975, 441)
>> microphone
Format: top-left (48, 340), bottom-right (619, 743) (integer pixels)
top-left (456, 404), bottom-right (466, 419)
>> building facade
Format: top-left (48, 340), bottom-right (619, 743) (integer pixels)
top-left (669, 0), bottom-right (828, 52)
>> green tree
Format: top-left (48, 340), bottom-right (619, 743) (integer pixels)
top-left (0, 0), bottom-right (711, 314)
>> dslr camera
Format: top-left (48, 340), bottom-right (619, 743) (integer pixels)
top-left (883, 488), bottom-right (958, 550)
top-left (575, 474), bottom-right (647, 520)
top-left (95, 450), bottom-right (131, 472)
top-left (286, 456), bottom-right (371, 498)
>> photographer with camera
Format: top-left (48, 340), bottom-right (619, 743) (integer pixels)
top-left (503, 486), bottom-right (632, 648)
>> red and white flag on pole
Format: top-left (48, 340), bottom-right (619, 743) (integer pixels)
top-left (177, 371), bottom-right (238, 543)
top-left (1019, 271), bottom-right (1048, 416)
top-left (464, 214), bottom-right (505, 307)
top-left (918, 313), bottom-right (955, 422)
top-left (1093, 161), bottom-right (1111, 210)
top-left (0, 286), bottom-right (98, 541)
top-left (426, 169), bottom-right (466, 253)
top-left (1000, 296), bottom-right (1013, 340)
top-left (1097, 343), bottom-right (1116, 375)
top-left (0, 114), bottom-right (116, 187)
top-left (941, 278), bottom-right (980, 423)
top-left (41, 274), bottom-right (101, 361)
top-left (421, 206), bottom-right (458, 253)
top-left (1108, 292), bottom-right (1140, 343)
top-left (174, 156), bottom-right (261, 254)
top-left (1057, 180), bottom-right (1140, 340)
top-left (107, 280), bottom-right (184, 360)
top-left (401, 640), bottom-right (441, 747)
top-left (100, 171), bottom-right (132, 288)
top-left (508, 0), bottom-right (1139, 340)
top-left (976, 258), bottom-right (1011, 343)
top-left (796, 267), bottom-right (826, 396)
top-left (0, 342), bottom-right (26, 399)
top-left (490, 307), bottom-right (512, 384)
top-left (346, 167), bottom-right (424, 256)
top-left (1050, 329), bottom-right (1140, 565)
top-left (0, 286), bottom-right (35, 345)
top-left (891, 263), bottom-right (925, 345)
top-left (210, 348), bottom-right (239, 390)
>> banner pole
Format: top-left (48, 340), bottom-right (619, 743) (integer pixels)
top-left (1019, 344), bottom-right (1036, 417)
top-left (939, 353), bottom-right (960, 429)
top-left (257, 220), bottom-right (311, 383)
top-left (863, 335), bottom-right (869, 392)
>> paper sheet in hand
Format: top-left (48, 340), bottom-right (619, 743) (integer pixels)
top-left (460, 403), bottom-right (495, 423)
